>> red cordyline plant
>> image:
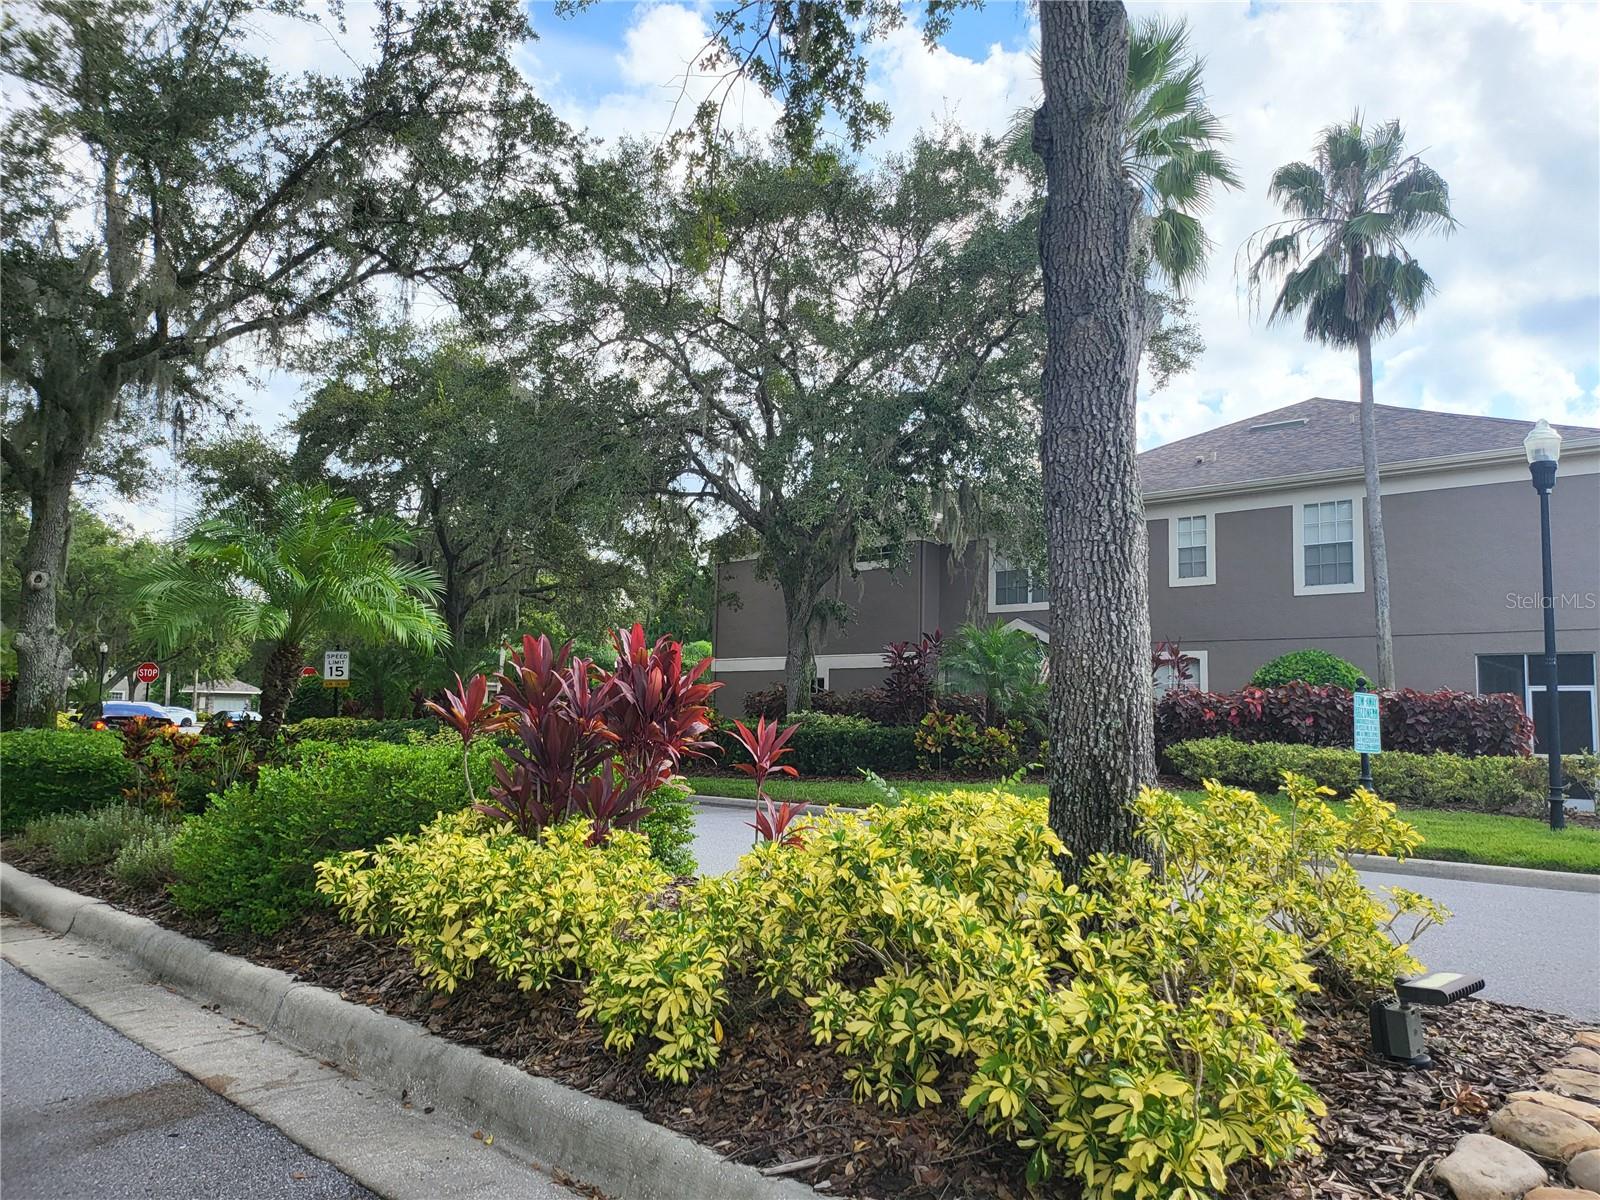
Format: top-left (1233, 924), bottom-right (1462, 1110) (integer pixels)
top-left (424, 672), bottom-right (514, 803)
top-left (608, 623), bottom-right (721, 791)
top-left (431, 629), bottom-right (723, 845)
top-left (732, 716), bottom-right (807, 847)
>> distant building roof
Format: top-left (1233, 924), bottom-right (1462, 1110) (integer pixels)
top-left (1137, 397), bottom-right (1600, 496)
top-left (196, 679), bottom-right (261, 695)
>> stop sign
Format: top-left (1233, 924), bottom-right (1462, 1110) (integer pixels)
top-left (135, 661), bottom-right (160, 684)
top-left (300, 666), bottom-right (318, 678)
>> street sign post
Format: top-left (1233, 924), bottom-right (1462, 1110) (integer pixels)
top-left (1353, 683), bottom-right (1381, 789)
top-left (299, 665), bottom-right (319, 679)
top-left (322, 650), bottom-right (351, 689)
top-left (135, 661), bottom-right (160, 685)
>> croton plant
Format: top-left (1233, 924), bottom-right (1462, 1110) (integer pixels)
top-left (428, 625), bottom-right (721, 844)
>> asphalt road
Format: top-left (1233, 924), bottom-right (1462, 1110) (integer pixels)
top-left (689, 802), bottom-right (1600, 1020)
top-left (0, 962), bottom-right (373, 1200)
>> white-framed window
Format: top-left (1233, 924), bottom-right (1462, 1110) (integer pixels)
top-left (853, 543), bottom-right (894, 571)
top-left (1477, 652), bottom-right (1599, 757)
top-left (1153, 648), bottom-right (1208, 696)
top-left (1168, 512), bottom-right (1215, 587)
top-left (1291, 493), bottom-right (1365, 596)
top-left (989, 552), bottom-right (1048, 612)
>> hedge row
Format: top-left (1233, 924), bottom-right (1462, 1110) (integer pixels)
top-left (1155, 683), bottom-right (1533, 757)
top-left (705, 718), bottom-right (919, 776)
top-left (0, 730), bottom-right (137, 832)
top-left (284, 717), bottom-right (441, 744)
top-left (1163, 737), bottom-right (1596, 813)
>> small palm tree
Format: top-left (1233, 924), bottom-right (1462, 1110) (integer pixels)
top-left (942, 621), bottom-right (1046, 727)
top-left (136, 485), bottom-right (447, 740)
top-left (1247, 115), bottom-right (1455, 689)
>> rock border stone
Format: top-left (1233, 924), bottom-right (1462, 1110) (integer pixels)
top-left (1435, 1009), bottom-right (1600, 1200)
top-left (0, 862), bottom-right (817, 1200)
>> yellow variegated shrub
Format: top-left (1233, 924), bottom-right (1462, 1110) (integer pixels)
top-left (316, 774), bottom-right (1444, 1199)
top-left (316, 810), bottom-right (670, 992)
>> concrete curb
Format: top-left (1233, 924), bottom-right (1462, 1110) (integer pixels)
top-left (695, 796), bottom-right (1600, 892)
top-left (0, 863), bottom-right (817, 1200)
top-left (1350, 853), bottom-right (1600, 893)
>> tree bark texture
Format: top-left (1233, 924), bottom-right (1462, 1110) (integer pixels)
top-left (780, 579), bottom-right (818, 715)
top-left (1034, 0), bottom-right (1155, 877)
top-left (1356, 331), bottom-right (1396, 689)
top-left (13, 469), bottom-right (78, 728)
top-left (257, 641), bottom-right (305, 744)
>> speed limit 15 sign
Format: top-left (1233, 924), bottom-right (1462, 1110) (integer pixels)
top-left (323, 650), bottom-right (350, 680)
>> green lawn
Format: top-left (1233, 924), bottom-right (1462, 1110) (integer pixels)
top-left (683, 776), bottom-right (1600, 875)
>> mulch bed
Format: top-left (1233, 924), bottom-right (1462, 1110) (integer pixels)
top-left (3, 845), bottom-right (1581, 1200)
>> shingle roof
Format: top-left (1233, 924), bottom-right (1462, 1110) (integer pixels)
top-left (1137, 397), bottom-right (1600, 495)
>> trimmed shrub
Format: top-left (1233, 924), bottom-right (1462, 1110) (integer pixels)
top-left (914, 711), bottom-right (1025, 775)
top-left (110, 825), bottom-right (180, 888)
top-left (321, 780), bottom-right (1437, 1196)
top-left (1163, 736), bottom-right (1565, 812)
top-left (284, 717), bottom-right (441, 744)
top-left (742, 682), bottom-right (987, 726)
top-left (641, 777), bottom-right (698, 876)
top-left (170, 741), bottom-right (474, 934)
top-left (1155, 683), bottom-right (1533, 757)
top-left (1, 730), bottom-right (138, 832)
top-left (1252, 649), bottom-right (1363, 690)
top-left (709, 719), bottom-right (918, 776)
top-left (19, 805), bottom-right (178, 869)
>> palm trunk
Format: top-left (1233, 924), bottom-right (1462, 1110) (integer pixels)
top-left (257, 641), bottom-right (304, 743)
top-left (1035, 0), bottom-right (1155, 879)
top-left (13, 468), bottom-right (79, 728)
top-left (1356, 332), bottom-right (1396, 690)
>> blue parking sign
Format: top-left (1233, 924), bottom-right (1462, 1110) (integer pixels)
top-left (1353, 692), bottom-right (1382, 754)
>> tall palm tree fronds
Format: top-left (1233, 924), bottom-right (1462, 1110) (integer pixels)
top-left (1246, 114), bottom-right (1455, 344)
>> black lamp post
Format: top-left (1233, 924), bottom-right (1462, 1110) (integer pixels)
top-left (96, 640), bottom-right (109, 710)
top-left (1524, 419), bottom-right (1565, 831)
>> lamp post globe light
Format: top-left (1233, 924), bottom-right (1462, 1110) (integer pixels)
top-left (97, 640), bottom-right (110, 710)
top-left (1523, 419), bottom-right (1565, 831)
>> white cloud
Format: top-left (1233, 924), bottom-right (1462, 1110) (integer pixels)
top-left (867, 24), bottom-right (1037, 150)
top-left (532, 2), bottom-right (780, 146)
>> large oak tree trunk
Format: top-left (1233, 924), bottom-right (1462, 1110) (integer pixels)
top-left (1035, 1), bottom-right (1155, 879)
top-left (779, 582), bottom-right (817, 716)
top-left (1356, 331), bottom-right (1396, 690)
top-left (13, 463), bottom-right (80, 728)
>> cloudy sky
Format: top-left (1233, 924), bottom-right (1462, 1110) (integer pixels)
top-left (123, 0), bottom-right (1600, 531)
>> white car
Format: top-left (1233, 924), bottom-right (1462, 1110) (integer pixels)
top-left (161, 705), bottom-right (200, 728)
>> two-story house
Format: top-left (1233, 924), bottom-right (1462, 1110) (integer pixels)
top-left (711, 399), bottom-right (1600, 754)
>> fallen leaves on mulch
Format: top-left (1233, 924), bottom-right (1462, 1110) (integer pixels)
top-left (4, 845), bottom-right (1580, 1200)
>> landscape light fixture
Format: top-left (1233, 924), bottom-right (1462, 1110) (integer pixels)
top-left (1523, 418), bottom-right (1566, 830)
top-left (1369, 971), bottom-right (1486, 1067)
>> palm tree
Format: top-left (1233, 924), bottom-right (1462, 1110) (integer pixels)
top-left (136, 485), bottom-right (448, 740)
top-left (942, 621), bottom-right (1046, 727)
top-left (1010, 15), bottom-right (1241, 296)
top-left (1247, 115), bottom-right (1455, 689)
